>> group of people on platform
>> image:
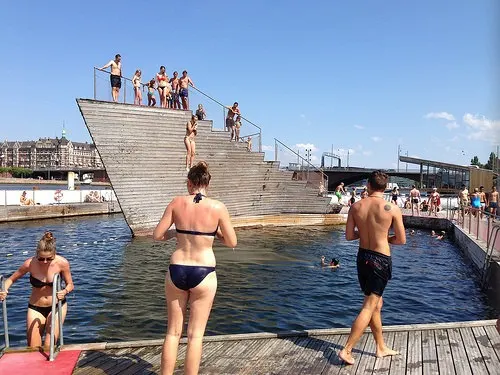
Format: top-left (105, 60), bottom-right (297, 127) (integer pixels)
top-left (99, 54), bottom-right (194, 110)
top-left (1, 168), bottom-right (499, 374)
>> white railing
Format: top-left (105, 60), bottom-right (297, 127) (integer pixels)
top-left (0, 275), bottom-right (9, 358)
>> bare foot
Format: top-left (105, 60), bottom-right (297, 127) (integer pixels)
top-left (339, 349), bottom-right (355, 365)
top-left (376, 347), bottom-right (399, 358)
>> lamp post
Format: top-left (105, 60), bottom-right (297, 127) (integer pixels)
top-left (306, 149), bottom-right (311, 181)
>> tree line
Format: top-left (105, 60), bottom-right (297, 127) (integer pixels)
top-left (470, 152), bottom-right (498, 170)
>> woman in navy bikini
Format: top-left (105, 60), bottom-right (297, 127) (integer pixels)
top-left (0, 231), bottom-right (74, 347)
top-left (153, 161), bottom-right (237, 375)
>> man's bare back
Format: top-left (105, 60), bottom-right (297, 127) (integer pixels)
top-left (347, 195), bottom-right (406, 256)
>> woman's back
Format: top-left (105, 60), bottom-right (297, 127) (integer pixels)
top-left (171, 195), bottom-right (221, 266)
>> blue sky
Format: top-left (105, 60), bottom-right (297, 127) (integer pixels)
top-left (1, 0), bottom-right (498, 168)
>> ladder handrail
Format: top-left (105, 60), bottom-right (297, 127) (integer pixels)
top-left (482, 223), bottom-right (500, 288)
top-left (49, 273), bottom-right (64, 361)
top-left (0, 275), bottom-right (9, 356)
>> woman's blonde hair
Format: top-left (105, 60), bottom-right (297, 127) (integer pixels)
top-left (37, 231), bottom-right (56, 254)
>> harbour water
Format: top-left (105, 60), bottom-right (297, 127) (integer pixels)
top-left (0, 215), bottom-right (496, 347)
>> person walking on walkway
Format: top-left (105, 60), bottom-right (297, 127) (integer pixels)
top-left (100, 54), bottom-right (122, 102)
top-left (0, 231), bottom-right (74, 347)
top-left (339, 170), bottom-right (406, 365)
top-left (153, 161), bottom-right (237, 375)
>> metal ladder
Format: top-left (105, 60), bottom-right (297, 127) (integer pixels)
top-left (0, 273), bottom-right (65, 361)
top-left (481, 222), bottom-right (500, 289)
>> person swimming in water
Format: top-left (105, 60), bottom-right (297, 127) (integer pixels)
top-left (436, 231), bottom-right (446, 240)
top-left (320, 256), bottom-right (340, 268)
top-left (0, 231), bottom-right (74, 347)
top-left (153, 161), bottom-right (237, 375)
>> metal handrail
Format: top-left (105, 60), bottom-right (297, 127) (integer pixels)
top-left (482, 223), bottom-right (500, 288)
top-left (49, 273), bottom-right (64, 361)
top-left (274, 138), bottom-right (328, 189)
top-left (0, 275), bottom-right (9, 357)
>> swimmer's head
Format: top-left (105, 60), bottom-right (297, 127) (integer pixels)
top-left (474, 187), bottom-right (479, 193)
top-left (149, 79), bottom-right (155, 86)
top-left (441, 231), bottom-right (445, 235)
top-left (135, 69), bottom-right (141, 76)
top-left (431, 230), bottom-right (436, 236)
top-left (433, 187), bottom-right (437, 191)
top-left (331, 258), bottom-right (339, 266)
top-left (37, 231), bottom-right (56, 259)
top-left (198, 104), bottom-right (203, 110)
top-left (410, 230), bottom-right (415, 235)
top-left (187, 161), bottom-right (211, 189)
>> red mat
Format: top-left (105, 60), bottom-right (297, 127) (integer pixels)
top-left (0, 350), bottom-right (81, 375)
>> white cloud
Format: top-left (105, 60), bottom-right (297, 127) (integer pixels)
top-left (424, 112), bottom-right (455, 121)
top-left (371, 136), bottom-right (382, 142)
top-left (354, 124), bottom-right (365, 130)
top-left (295, 143), bottom-right (318, 152)
top-left (463, 113), bottom-right (500, 143)
top-left (261, 145), bottom-right (273, 151)
top-left (445, 122), bottom-right (460, 130)
top-left (362, 150), bottom-right (373, 156)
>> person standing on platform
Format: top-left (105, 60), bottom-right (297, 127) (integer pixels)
top-left (409, 185), bottom-right (421, 216)
top-left (427, 187), bottom-right (440, 217)
top-left (156, 66), bottom-right (170, 108)
top-left (225, 102), bottom-right (240, 136)
top-left (153, 161), bottom-right (237, 375)
top-left (0, 231), bottom-right (74, 347)
top-left (339, 170), bottom-right (406, 365)
top-left (184, 115), bottom-right (198, 171)
top-left (489, 185), bottom-right (498, 220)
top-left (179, 70), bottom-right (195, 110)
top-left (132, 70), bottom-right (143, 105)
top-left (100, 54), bottom-right (122, 102)
top-left (170, 71), bottom-right (181, 110)
top-left (391, 186), bottom-right (399, 206)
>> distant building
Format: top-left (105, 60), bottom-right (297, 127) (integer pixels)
top-left (0, 131), bottom-right (103, 170)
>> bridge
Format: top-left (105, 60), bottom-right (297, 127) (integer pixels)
top-left (322, 167), bottom-right (423, 190)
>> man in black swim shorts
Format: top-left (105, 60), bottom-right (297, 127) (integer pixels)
top-left (100, 54), bottom-right (122, 102)
top-left (339, 170), bottom-right (406, 366)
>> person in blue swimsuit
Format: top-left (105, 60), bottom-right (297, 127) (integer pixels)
top-left (153, 161), bottom-right (237, 375)
top-left (471, 188), bottom-right (481, 216)
top-left (0, 231), bottom-right (74, 347)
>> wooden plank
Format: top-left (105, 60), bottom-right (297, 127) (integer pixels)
top-left (373, 331), bottom-right (395, 375)
top-left (104, 346), bottom-right (155, 375)
top-left (388, 331), bottom-right (407, 375)
top-left (73, 347), bottom-right (136, 375)
top-left (459, 327), bottom-right (488, 374)
top-left (337, 333), bottom-right (369, 375)
top-left (239, 337), bottom-right (298, 375)
top-left (447, 328), bottom-right (472, 375)
top-left (406, 330), bottom-right (422, 375)
top-left (355, 334), bottom-right (377, 375)
top-left (433, 329), bottom-right (455, 375)
top-left (321, 334), bottom-right (349, 374)
top-left (471, 326), bottom-right (500, 375)
top-left (286, 336), bottom-right (326, 374)
top-left (119, 345), bottom-right (163, 375)
top-left (304, 334), bottom-right (343, 374)
top-left (484, 325), bottom-right (500, 361)
top-left (421, 329), bottom-right (438, 374)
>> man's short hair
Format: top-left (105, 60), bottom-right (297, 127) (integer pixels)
top-left (367, 170), bottom-right (388, 192)
top-left (183, 70), bottom-right (187, 74)
top-left (411, 185), bottom-right (415, 189)
top-left (115, 54), bottom-right (121, 59)
top-left (234, 102), bottom-right (238, 106)
top-left (461, 184), bottom-right (466, 188)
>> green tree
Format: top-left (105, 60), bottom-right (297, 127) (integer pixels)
top-left (470, 156), bottom-right (483, 168)
top-left (484, 152), bottom-right (497, 170)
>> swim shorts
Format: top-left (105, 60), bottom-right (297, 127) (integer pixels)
top-left (180, 88), bottom-right (188, 98)
top-left (110, 74), bottom-right (121, 88)
top-left (412, 198), bottom-right (419, 204)
top-left (357, 248), bottom-right (392, 296)
top-left (489, 202), bottom-right (498, 209)
top-left (226, 117), bottom-right (234, 128)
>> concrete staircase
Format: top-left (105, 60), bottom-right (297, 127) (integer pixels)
top-left (77, 99), bottom-right (331, 235)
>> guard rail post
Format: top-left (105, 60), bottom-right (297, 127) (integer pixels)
top-left (93, 68), bottom-right (97, 99)
top-left (49, 273), bottom-right (64, 361)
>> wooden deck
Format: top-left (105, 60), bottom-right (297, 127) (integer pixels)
top-left (65, 320), bottom-right (500, 374)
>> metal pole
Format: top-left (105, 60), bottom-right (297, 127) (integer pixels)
top-left (476, 210), bottom-right (480, 240)
top-left (347, 150), bottom-right (350, 168)
top-left (123, 78), bottom-right (126, 104)
top-left (274, 140), bottom-right (278, 162)
top-left (331, 144), bottom-right (333, 167)
top-left (1, 275), bottom-right (9, 350)
top-left (397, 145), bottom-right (400, 172)
top-left (49, 273), bottom-right (63, 361)
top-left (406, 151), bottom-right (408, 172)
top-left (259, 130), bottom-right (262, 153)
top-left (93, 68), bottom-right (96, 100)
top-left (223, 107), bottom-right (226, 131)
